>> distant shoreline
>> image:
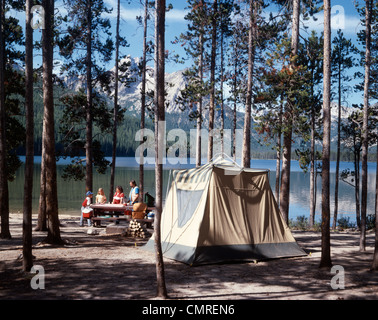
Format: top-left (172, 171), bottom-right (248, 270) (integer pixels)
top-left (16, 156), bottom-right (378, 173)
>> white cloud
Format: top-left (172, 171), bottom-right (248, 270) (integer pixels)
top-left (102, 0), bottom-right (187, 23)
top-left (166, 9), bottom-right (187, 22)
top-left (303, 10), bottom-right (363, 35)
top-left (261, 5), bottom-right (362, 36)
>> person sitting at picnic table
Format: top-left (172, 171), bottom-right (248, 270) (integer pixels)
top-left (96, 187), bottom-right (107, 204)
top-left (112, 186), bottom-right (124, 204)
top-left (80, 191), bottom-right (93, 227)
top-left (128, 180), bottom-right (140, 205)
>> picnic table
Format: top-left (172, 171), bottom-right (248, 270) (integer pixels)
top-left (89, 203), bottom-right (155, 227)
top-left (90, 204), bottom-right (129, 216)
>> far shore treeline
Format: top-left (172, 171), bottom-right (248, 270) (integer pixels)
top-left (14, 87), bottom-right (378, 161)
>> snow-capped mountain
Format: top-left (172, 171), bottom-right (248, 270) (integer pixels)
top-left (113, 56), bottom-right (188, 114)
top-left (330, 103), bottom-right (357, 143)
top-left (109, 56), bottom-right (246, 132)
top-left (61, 55), bottom-right (245, 133)
top-left (62, 55), bottom-right (364, 145)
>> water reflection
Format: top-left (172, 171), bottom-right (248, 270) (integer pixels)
top-left (9, 158), bottom-right (376, 224)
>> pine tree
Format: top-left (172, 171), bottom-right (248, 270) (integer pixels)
top-left (0, 0), bottom-right (9, 240)
top-left (279, 0), bottom-right (300, 223)
top-left (208, 0), bottom-right (218, 162)
top-left (138, 0), bottom-right (150, 198)
top-left (298, 31), bottom-right (323, 228)
top-left (227, 18), bottom-right (247, 161)
top-left (373, 124), bottom-right (378, 269)
top-left (242, 0), bottom-right (256, 168)
top-left (109, 0), bottom-right (122, 203)
top-left (218, 0), bottom-right (234, 154)
top-left (360, 0), bottom-right (373, 252)
top-left (258, 36), bottom-right (309, 223)
top-left (176, 0), bottom-right (210, 166)
top-left (370, 0), bottom-right (378, 271)
top-left (319, 0), bottom-right (332, 269)
top-left (331, 29), bottom-right (357, 229)
top-left (2, 3), bottom-right (24, 177)
top-left (58, 0), bottom-right (114, 191)
top-left (340, 110), bottom-right (376, 231)
top-left (0, 0), bottom-right (25, 239)
top-left (23, 0), bottom-right (34, 269)
top-left (355, 0), bottom-right (377, 252)
top-left (240, 0), bottom-right (288, 175)
top-left (374, 143), bottom-right (378, 269)
top-left (256, 33), bottom-right (314, 207)
top-left (154, 0), bottom-right (168, 299)
top-left (43, 0), bottom-right (63, 244)
top-left (270, 0), bottom-right (322, 224)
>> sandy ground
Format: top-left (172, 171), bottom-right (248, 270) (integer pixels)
top-left (1, 214), bottom-right (378, 301)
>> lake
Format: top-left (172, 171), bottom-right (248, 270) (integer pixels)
top-left (9, 157), bottom-right (377, 225)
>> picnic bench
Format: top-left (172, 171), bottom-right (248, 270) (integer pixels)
top-left (89, 204), bottom-right (155, 227)
top-left (91, 216), bottom-right (155, 229)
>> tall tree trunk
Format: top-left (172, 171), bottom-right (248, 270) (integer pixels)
top-left (154, 0), bottom-right (168, 299)
top-left (0, 0), bottom-right (11, 239)
top-left (110, 0), bottom-right (121, 203)
top-left (242, 0), bottom-right (254, 168)
top-left (275, 100), bottom-right (283, 201)
top-left (139, 0), bottom-right (148, 196)
top-left (372, 143), bottom-right (378, 270)
top-left (43, 0), bottom-right (62, 244)
top-left (279, 0), bottom-right (300, 223)
top-left (355, 150), bottom-right (361, 228)
top-left (360, 0), bottom-right (372, 252)
top-left (37, 59), bottom-right (48, 232)
top-left (208, 0), bottom-right (217, 162)
top-left (280, 126), bottom-right (292, 223)
top-left (333, 60), bottom-right (342, 229)
top-left (23, 0), bottom-right (34, 271)
top-left (86, 0), bottom-right (93, 193)
top-left (36, 149), bottom-right (47, 231)
top-left (309, 97), bottom-right (316, 228)
top-left (220, 24), bottom-right (224, 155)
top-left (319, 0), bottom-right (332, 269)
top-left (275, 139), bottom-right (281, 201)
top-left (232, 54), bottom-right (237, 162)
top-left (196, 32), bottom-right (204, 168)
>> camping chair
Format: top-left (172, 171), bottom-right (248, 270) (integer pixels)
top-left (132, 202), bottom-right (147, 219)
top-left (144, 192), bottom-right (155, 207)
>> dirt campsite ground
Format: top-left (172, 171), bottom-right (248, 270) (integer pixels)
top-left (1, 214), bottom-right (378, 301)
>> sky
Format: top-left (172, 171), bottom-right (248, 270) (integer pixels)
top-left (101, 0), bottom-right (365, 60)
top-left (9, 0), bottom-right (369, 107)
top-left (99, 0), bottom-right (368, 107)
top-left (99, 0), bottom-right (190, 72)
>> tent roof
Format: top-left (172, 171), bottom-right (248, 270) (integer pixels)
top-left (172, 156), bottom-right (270, 184)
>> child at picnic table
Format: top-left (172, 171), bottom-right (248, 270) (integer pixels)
top-left (80, 191), bottom-right (93, 227)
top-left (96, 187), bottom-right (107, 204)
top-left (112, 186), bottom-right (124, 204)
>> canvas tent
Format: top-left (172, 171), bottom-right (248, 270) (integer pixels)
top-left (144, 157), bottom-right (306, 265)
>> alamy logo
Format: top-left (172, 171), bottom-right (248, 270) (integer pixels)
top-left (30, 5), bottom-right (45, 30)
top-left (331, 5), bottom-right (345, 30)
top-left (330, 265), bottom-right (345, 290)
top-left (30, 265), bottom-right (45, 290)
top-left (135, 123), bottom-right (243, 165)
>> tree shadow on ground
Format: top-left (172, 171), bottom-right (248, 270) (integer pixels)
top-left (1, 221), bottom-right (378, 300)
top-left (0, 257), bottom-right (158, 300)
